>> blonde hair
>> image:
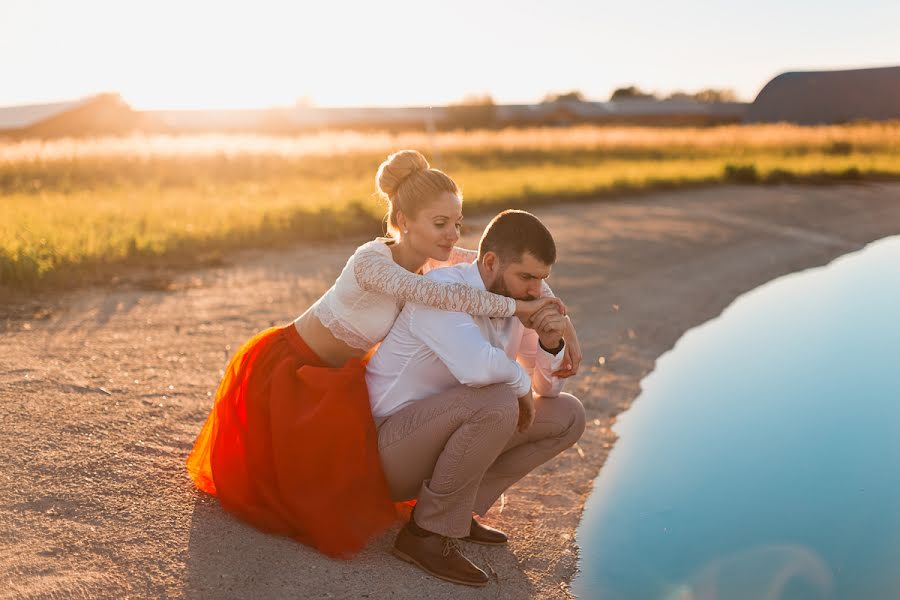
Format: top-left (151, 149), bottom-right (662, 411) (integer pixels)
top-left (375, 150), bottom-right (461, 237)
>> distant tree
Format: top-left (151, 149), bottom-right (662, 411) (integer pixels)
top-left (692, 88), bottom-right (738, 103)
top-left (446, 93), bottom-right (496, 128)
top-left (610, 85), bottom-right (656, 101)
top-left (451, 93), bottom-right (495, 107)
top-left (542, 90), bottom-right (586, 103)
top-left (665, 91), bottom-right (693, 101)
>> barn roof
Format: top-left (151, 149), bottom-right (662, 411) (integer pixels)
top-left (746, 65), bottom-right (900, 124)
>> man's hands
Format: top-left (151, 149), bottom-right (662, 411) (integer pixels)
top-left (518, 296), bottom-right (583, 378)
top-left (515, 297), bottom-right (565, 328)
top-left (527, 303), bottom-right (567, 350)
top-left (525, 304), bottom-right (583, 378)
top-left (554, 316), bottom-right (583, 378)
top-left (516, 390), bottom-right (535, 432)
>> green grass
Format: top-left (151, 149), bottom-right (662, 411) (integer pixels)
top-left (3, 124), bottom-right (900, 292)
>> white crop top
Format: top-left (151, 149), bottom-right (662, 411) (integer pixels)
top-left (303, 239), bottom-right (518, 351)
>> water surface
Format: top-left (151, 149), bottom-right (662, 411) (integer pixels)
top-left (573, 236), bottom-right (900, 600)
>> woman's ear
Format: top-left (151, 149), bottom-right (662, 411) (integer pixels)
top-left (395, 210), bottom-right (409, 235)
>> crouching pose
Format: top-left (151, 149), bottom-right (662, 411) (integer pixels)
top-left (367, 210), bottom-right (586, 587)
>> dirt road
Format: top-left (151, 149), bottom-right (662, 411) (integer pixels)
top-left (2, 183), bottom-right (898, 599)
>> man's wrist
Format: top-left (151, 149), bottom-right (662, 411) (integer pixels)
top-left (539, 338), bottom-right (565, 355)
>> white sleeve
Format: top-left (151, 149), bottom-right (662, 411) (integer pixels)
top-left (517, 327), bottom-right (566, 397)
top-left (353, 246), bottom-right (516, 317)
top-left (409, 305), bottom-right (532, 397)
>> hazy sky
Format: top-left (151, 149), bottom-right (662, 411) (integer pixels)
top-left (2, 0), bottom-right (898, 109)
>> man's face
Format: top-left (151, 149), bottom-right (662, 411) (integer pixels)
top-left (486, 252), bottom-right (552, 300)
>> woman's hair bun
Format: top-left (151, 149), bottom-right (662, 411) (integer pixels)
top-left (376, 150), bottom-right (430, 199)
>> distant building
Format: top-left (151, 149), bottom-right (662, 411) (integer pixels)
top-left (0, 93), bottom-right (144, 138)
top-left (746, 66), bottom-right (900, 124)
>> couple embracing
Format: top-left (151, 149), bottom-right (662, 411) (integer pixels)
top-left (186, 150), bottom-right (586, 587)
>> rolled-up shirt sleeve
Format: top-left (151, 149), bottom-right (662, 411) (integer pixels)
top-left (517, 327), bottom-right (566, 397)
top-left (409, 305), bottom-right (532, 397)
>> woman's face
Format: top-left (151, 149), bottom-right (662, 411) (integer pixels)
top-left (403, 191), bottom-right (463, 262)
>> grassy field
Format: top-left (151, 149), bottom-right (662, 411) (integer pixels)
top-left (3, 123), bottom-right (900, 292)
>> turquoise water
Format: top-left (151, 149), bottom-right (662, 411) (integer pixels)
top-left (573, 236), bottom-right (900, 600)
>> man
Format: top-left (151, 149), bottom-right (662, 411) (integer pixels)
top-left (366, 209), bottom-right (586, 587)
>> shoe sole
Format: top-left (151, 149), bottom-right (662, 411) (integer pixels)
top-left (462, 536), bottom-right (508, 546)
top-left (391, 548), bottom-right (489, 587)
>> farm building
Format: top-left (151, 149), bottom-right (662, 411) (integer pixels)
top-left (0, 93), bottom-right (144, 138)
top-left (746, 66), bottom-right (900, 124)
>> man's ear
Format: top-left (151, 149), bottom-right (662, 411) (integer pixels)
top-left (481, 251), bottom-right (500, 274)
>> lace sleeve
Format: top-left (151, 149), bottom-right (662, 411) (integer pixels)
top-left (353, 247), bottom-right (516, 317)
top-left (423, 246), bottom-right (556, 299)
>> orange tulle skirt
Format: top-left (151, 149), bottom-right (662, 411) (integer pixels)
top-left (186, 324), bottom-right (398, 558)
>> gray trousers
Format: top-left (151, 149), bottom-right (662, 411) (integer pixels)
top-left (374, 384), bottom-right (586, 538)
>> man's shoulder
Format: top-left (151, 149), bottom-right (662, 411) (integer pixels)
top-left (423, 263), bottom-right (469, 284)
top-left (409, 264), bottom-right (476, 319)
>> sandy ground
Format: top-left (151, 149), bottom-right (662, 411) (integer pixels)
top-left (1, 183), bottom-right (899, 599)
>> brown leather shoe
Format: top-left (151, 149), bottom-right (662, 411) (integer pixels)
top-left (464, 518), bottom-right (508, 546)
top-left (392, 523), bottom-right (489, 587)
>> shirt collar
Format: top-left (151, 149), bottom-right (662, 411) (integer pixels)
top-left (458, 261), bottom-right (488, 291)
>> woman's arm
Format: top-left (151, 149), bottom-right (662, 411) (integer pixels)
top-left (365, 245), bottom-right (565, 320)
top-left (354, 247), bottom-right (516, 317)
top-left (429, 246), bottom-right (558, 300)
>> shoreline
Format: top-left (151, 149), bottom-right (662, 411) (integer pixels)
top-left (2, 183), bottom-right (899, 598)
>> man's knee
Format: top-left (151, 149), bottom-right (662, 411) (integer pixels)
top-left (464, 383), bottom-right (518, 434)
top-left (556, 392), bottom-right (586, 444)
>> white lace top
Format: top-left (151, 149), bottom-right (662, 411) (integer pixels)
top-left (302, 238), bottom-right (518, 351)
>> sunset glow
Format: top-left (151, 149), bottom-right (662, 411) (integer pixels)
top-left (2, 0), bottom-right (899, 109)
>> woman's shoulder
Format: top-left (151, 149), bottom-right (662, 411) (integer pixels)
top-left (352, 237), bottom-right (393, 258)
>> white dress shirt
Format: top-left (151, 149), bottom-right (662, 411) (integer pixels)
top-left (366, 262), bottom-right (566, 419)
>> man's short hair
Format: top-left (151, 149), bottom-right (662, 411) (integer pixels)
top-left (478, 210), bottom-right (556, 265)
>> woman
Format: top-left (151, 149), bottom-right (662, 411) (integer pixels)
top-left (186, 150), bottom-right (581, 558)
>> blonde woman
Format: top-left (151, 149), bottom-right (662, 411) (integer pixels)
top-left (186, 150), bottom-right (581, 558)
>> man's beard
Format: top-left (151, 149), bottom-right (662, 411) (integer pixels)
top-left (487, 269), bottom-right (536, 301)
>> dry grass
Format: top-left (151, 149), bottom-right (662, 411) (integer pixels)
top-left (2, 123), bottom-right (899, 291)
top-left (2, 122), bottom-right (899, 162)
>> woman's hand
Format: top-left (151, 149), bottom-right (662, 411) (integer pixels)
top-left (515, 297), bottom-right (566, 327)
top-left (553, 316), bottom-right (582, 378)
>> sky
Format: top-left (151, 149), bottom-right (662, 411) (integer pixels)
top-left (1, 0), bottom-right (898, 110)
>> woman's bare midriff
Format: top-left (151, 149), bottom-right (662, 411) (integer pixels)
top-left (292, 309), bottom-right (368, 368)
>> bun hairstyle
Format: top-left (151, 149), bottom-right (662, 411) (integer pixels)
top-left (375, 150), bottom-right (461, 237)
